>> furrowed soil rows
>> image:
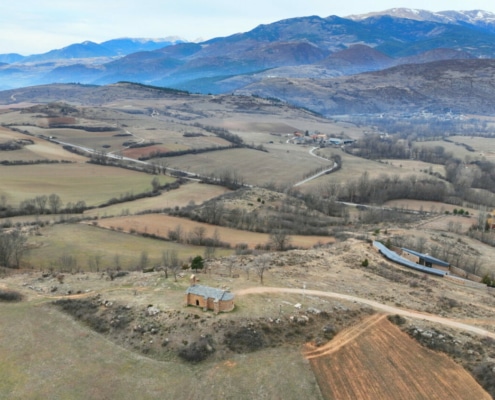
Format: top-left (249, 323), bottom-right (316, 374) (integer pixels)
top-left (304, 316), bottom-right (490, 400)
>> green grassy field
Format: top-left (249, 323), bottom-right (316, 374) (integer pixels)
top-left (23, 223), bottom-right (224, 271)
top-left (0, 163), bottom-right (174, 207)
top-left (0, 301), bottom-right (322, 400)
top-left (83, 182), bottom-right (231, 218)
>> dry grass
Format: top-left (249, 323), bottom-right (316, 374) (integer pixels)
top-left (413, 140), bottom-right (473, 160)
top-left (0, 303), bottom-right (191, 400)
top-left (449, 135), bottom-right (495, 161)
top-left (165, 146), bottom-right (328, 187)
top-left (0, 127), bottom-right (86, 162)
top-left (94, 214), bottom-right (334, 249)
top-left (0, 302), bottom-right (322, 400)
top-left (299, 149), bottom-right (440, 190)
top-left (0, 163), bottom-right (173, 207)
top-left (23, 223), bottom-right (215, 271)
top-left (3, 236), bottom-right (495, 399)
top-left (84, 182), bottom-right (231, 217)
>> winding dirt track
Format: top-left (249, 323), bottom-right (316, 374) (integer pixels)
top-left (303, 314), bottom-right (387, 359)
top-left (235, 286), bottom-right (495, 339)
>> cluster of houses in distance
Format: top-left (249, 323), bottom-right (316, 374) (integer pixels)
top-left (288, 131), bottom-right (355, 146)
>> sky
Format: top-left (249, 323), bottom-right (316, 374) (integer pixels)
top-left (3, 0), bottom-right (495, 55)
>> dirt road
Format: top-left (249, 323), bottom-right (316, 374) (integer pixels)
top-left (236, 286), bottom-right (495, 339)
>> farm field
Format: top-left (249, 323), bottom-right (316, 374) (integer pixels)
top-left (94, 214), bottom-right (334, 249)
top-left (383, 199), bottom-right (479, 215)
top-left (3, 83), bottom-right (495, 399)
top-left (413, 140), bottom-right (473, 160)
top-left (300, 149), bottom-right (443, 190)
top-left (449, 135), bottom-right (495, 161)
top-left (84, 182), bottom-right (231, 218)
top-left (304, 315), bottom-right (491, 400)
top-left (23, 223), bottom-right (214, 270)
top-left (163, 146), bottom-right (329, 187)
top-left (0, 127), bottom-right (87, 162)
top-left (379, 159), bottom-right (445, 176)
top-left (0, 163), bottom-right (173, 207)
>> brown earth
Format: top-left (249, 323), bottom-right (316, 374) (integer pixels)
top-left (94, 214), bottom-right (334, 249)
top-left (304, 315), bottom-right (491, 400)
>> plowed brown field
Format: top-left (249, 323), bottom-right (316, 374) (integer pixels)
top-left (304, 315), bottom-right (490, 400)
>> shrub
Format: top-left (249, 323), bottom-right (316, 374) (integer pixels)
top-left (178, 335), bottom-right (215, 362)
top-left (387, 314), bottom-right (406, 325)
top-left (361, 259), bottom-right (369, 267)
top-left (225, 326), bottom-right (265, 353)
top-left (0, 289), bottom-right (23, 302)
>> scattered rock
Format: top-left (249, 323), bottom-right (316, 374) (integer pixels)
top-left (146, 305), bottom-right (160, 316)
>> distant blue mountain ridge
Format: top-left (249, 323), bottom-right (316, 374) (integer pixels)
top-left (1, 8), bottom-right (495, 92)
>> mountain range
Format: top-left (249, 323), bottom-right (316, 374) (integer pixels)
top-left (2, 8), bottom-right (495, 115)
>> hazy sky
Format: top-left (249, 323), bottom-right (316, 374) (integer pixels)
top-left (3, 1), bottom-right (495, 55)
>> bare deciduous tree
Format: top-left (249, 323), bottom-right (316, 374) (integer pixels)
top-left (0, 228), bottom-right (27, 269)
top-left (163, 249), bottom-right (180, 281)
top-left (168, 224), bottom-right (183, 242)
top-left (48, 193), bottom-right (63, 214)
top-left (226, 255), bottom-right (237, 277)
top-left (253, 254), bottom-right (271, 285)
top-left (204, 246), bottom-right (216, 260)
top-left (189, 226), bottom-right (206, 245)
top-left (269, 229), bottom-right (291, 251)
top-left (113, 253), bottom-right (121, 270)
top-left (59, 252), bottom-right (77, 272)
top-left (87, 253), bottom-right (103, 272)
top-left (139, 251), bottom-right (149, 270)
top-left (34, 195), bottom-right (48, 214)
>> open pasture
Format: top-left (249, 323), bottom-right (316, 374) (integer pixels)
top-left (0, 127), bottom-right (87, 162)
top-left (95, 214), bottom-right (334, 249)
top-left (84, 182), bottom-right (231, 217)
top-left (163, 146), bottom-right (329, 187)
top-left (299, 149), bottom-right (444, 191)
top-left (384, 199), bottom-right (479, 215)
top-left (24, 223), bottom-right (211, 270)
top-left (9, 125), bottom-right (131, 153)
top-left (449, 135), bottom-right (495, 161)
top-left (0, 163), bottom-right (173, 207)
top-left (305, 315), bottom-right (490, 400)
top-left (0, 301), bottom-right (320, 400)
top-left (413, 140), bottom-right (473, 160)
top-left (379, 159), bottom-right (445, 176)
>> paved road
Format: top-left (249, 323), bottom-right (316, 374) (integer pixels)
top-left (236, 286), bottom-right (495, 339)
top-left (293, 147), bottom-right (338, 187)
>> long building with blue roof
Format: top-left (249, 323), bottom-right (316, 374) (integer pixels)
top-left (373, 241), bottom-right (447, 277)
top-left (401, 248), bottom-right (450, 269)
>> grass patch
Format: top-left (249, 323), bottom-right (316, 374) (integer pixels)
top-left (0, 163), bottom-right (174, 207)
top-left (24, 223), bottom-right (214, 271)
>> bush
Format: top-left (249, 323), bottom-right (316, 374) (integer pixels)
top-left (0, 289), bottom-right (23, 302)
top-left (225, 326), bottom-right (265, 353)
top-left (387, 314), bottom-right (406, 326)
top-left (361, 259), bottom-right (369, 267)
top-left (178, 335), bottom-right (215, 362)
